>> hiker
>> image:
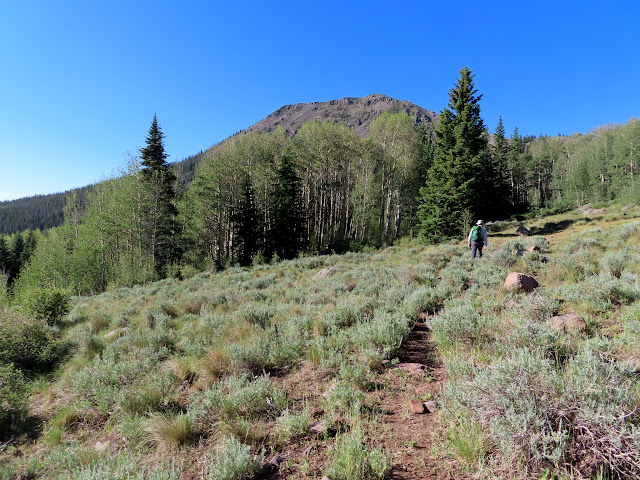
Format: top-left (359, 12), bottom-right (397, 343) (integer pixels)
top-left (468, 220), bottom-right (488, 265)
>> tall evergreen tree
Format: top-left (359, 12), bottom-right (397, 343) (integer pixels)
top-left (233, 175), bottom-right (262, 266)
top-left (268, 151), bottom-right (307, 260)
top-left (0, 237), bottom-right (8, 274)
top-left (487, 116), bottom-right (513, 218)
top-left (140, 115), bottom-right (180, 276)
top-left (418, 67), bottom-right (489, 241)
top-left (8, 233), bottom-right (25, 282)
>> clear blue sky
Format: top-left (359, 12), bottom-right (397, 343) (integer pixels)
top-left (1, 1), bottom-right (639, 200)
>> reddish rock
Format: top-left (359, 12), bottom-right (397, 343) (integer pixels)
top-left (394, 363), bottom-right (427, 376)
top-left (550, 314), bottom-right (586, 333)
top-left (504, 272), bottom-right (539, 292)
top-left (410, 399), bottom-right (426, 414)
top-left (528, 245), bottom-right (541, 252)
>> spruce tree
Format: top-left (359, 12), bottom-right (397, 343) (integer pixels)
top-left (139, 115), bottom-right (180, 276)
top-left (8, 233), bottom-right (24, 282)
top-left (487, 116), bottom-right (513, 218)
top-left (0, 237), bottom-right (8, 275)
top-left (418, 67), bottom-right (488, 242)
top-left (233, 175), bottom-right (262, 266)
top-left (268, 152), bottom-right (307, 260)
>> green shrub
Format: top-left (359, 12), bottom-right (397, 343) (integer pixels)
top-left (402, 284), bottom-right (452, 319)
top-left (325, 427), bottom-right (392, 480)
top-left (70, 454), bottom-right (182, 479)
top-left (195, 374), bottom-right (287, 429)
top-left (429, 301), bottom-right (497, 348)
top-left (276, 408), bottom-right (313, 442)
top-left (0, 313), bottom-right (61, 372)
top-left (207, 436), bottom-right (265, 480)
top-left (20, 286), bottom-right (71, 324)
top-left (442, 344), bottom-right (640, 478)
top-left (0, 364), bottom-right (27, 437)
top-left (602, 249), bottom-right (631, 278)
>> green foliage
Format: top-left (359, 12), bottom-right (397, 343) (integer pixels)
top-left (325, 427), bottom-right (392, 480)
top-left (207, 436), bottom-right (265, 480)
top-left (419, 67), bottom-right (491, 241)
top-left (19, 286), bottom-right (71, 324)
top-left (443, 342), bottom-right (640, 478)
top-left (0, 364), bottom-right (27, 437)
top-left (0, 312), bottom-right (61, 372)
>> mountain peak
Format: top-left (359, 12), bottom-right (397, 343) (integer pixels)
top-left (247, 94), bottom-right (437, 137)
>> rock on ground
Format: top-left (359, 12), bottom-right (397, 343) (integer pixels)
top-left (504, 272), bottom-right (539, 292)
top-left (550, 314), bottom-right (586, 333)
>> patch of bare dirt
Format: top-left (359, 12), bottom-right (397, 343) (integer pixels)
top-left (265, 324), bottom-right (471, 479)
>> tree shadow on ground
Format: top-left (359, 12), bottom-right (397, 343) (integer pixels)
top-left (535, 219), bottom-right (584, 235)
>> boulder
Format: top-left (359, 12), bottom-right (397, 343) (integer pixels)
top-left (313, 268), bottom-right (337, 280)
top-left (550, 314), bottom-right (586, 333)
top-left (504, 272), bottom-right (539, 292)
top-left (582, 208), bottom-right (605, 216)
top-left (423, 401), bottom-right (437, 413)
top-left (527, 245), bottom-right (541, 252)
top-left (410, 399), bottom-right (426, 414)
top-left (577, 203), bottom-right (592, 212)
top-left (515, 250), bottom-right (525, 257)
top-left (516, 225), bottom-right (531, 236)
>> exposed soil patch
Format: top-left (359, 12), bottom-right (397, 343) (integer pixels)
top-left (367, 323), bottom-right (471, 480)
top-left (266, 324), bottom-right (471, 479)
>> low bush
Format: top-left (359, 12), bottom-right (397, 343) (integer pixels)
top-left (19, 286), bottom-right (72, 325)
top-left (325, 427), bottom-right (392, 480)
top-left (207, 436), bottom-right (265, 480)
top-left (0, 364), bottom-right (27, 438)
top-left (442, 344), bottom-right (640, 479)
top-left (0, 312), bottom-right (61, 373)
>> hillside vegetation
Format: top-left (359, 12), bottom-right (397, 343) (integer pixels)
top-left (2, 205), bottom-right (640, 479)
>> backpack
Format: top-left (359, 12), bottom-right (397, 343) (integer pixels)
top-left (470, 225), bottom-right (483, 243)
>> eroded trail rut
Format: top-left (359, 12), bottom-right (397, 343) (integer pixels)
top-left (371, 323), bottom-right (471, 480)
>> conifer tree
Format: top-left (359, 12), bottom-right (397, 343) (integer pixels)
top-left (8, 233), bottom-right (24, 282)
top-left (233, 175), bottom-right (262, 266)
top-left (418, 67), bottom-right (489, 241)
top-left (140, 115), bottom-right (180, 276)
top-left (268, 151), bottom-right (307, 260)
top-left (0, 237), bottom-right (8, 274)
top-left (487, 116), bottom-right (513, 218)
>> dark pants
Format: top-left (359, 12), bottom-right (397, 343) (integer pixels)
top-left (470, 241), bottom-right (483, 263)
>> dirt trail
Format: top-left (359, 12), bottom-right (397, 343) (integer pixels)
top-left (370, 323), bottom-right (471, 480)
top-left (271, 323), bottom-right (471, 479)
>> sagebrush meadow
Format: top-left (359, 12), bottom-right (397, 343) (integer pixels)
top-left (1, 205), bottom-right (639, 479)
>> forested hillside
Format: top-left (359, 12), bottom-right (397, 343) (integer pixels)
top-left (3, 68), bottom-right (639, 303)
top-left (0, 187), bottom-right (91, 235)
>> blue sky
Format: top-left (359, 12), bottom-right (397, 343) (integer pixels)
top-left (1, 1), bottom-right (639, 200)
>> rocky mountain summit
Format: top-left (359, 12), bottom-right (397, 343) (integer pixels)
top-left (247, 93), bottom-right (438, 137)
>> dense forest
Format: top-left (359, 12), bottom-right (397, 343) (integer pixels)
top-left (2, 68), bottom-right (640, 301)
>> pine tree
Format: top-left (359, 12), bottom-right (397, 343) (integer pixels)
top-left (139, 115), bottom-right (180, 276)
top-left (418, 67), bottom-right (489, 241)
top-left (9, 233), bottom-right (25, 282)
top-left (487, 116), bottom-right (513, 218)
top-left (268, 151), bottom-right (307, 260)
top-left (233, 175), bottom-right (262, 266)
top-left (0, 237), bottom-right (8, 274)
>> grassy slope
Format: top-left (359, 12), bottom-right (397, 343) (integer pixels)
top-left (4, 205), bottom-right (640, 479)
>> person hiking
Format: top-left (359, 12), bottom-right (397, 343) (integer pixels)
top-left (468, 220), bottom-right (488, 266)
